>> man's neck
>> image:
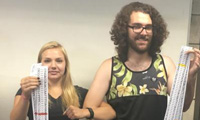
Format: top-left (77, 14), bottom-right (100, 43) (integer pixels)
top-left (125, 49), bottom-right (152, 71)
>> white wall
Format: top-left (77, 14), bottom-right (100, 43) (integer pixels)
top-left (0, 0), bottom-right (192, 119)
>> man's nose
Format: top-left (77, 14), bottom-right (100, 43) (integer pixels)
top-left (140, 28), bottom-right (148, 35)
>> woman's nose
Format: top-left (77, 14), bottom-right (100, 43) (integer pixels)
top-left (50, 61), bottom-right (57, 68)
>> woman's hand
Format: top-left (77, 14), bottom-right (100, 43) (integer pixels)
top-left (63, 105), bottom-right (89, 119)
top-left (20, 76), bottom-right (40, 99)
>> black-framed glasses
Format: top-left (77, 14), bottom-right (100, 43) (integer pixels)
top-left (127, 24), bottom-right (153, 34)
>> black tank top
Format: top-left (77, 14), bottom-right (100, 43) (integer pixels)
top-left (106, 54), bottom-right (168, 120)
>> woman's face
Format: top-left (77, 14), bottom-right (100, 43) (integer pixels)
top-left (41, 48), bottom-right (66, 81)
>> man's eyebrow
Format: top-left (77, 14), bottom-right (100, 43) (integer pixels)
top-left (131, 23), bottom-right (152, 25)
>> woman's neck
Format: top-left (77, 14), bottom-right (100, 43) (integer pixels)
top-left (48, 79), bottom-right (62, 99)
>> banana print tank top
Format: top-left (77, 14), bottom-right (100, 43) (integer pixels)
top-left (106, 54), bottom-right (168, 120)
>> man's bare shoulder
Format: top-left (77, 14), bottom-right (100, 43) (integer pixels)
top-left (160, 54), bottom-right (174, 64)
top-left (160, 54), bottom-right (176, 74)
top-left (100, 58), bottom-right (112, 67)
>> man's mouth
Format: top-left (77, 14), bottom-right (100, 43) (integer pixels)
top-left (136, 38), bottom-right (148, 42)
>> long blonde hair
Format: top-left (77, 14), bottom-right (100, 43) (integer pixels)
top-left (37, 41), bottom-right (80, 109)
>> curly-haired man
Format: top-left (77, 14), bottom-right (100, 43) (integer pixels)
top-left (84, 2), bottom-right (200, 120)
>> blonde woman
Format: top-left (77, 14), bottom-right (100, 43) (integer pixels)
top-left (10, 41), bottom-right (116, 120)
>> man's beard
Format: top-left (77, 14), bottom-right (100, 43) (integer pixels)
top-left (128, 35), bottom-right (151, 54)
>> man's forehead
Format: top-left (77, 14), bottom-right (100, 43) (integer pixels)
top-left (129, 11), bottom-right (152, 24)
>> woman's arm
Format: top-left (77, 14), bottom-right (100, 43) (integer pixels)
top-left (10, 76), bottom-right (40, 120)
top-left (10, 95), bottom-right (30, 120)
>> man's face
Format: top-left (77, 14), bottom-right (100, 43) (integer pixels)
top-left (127, 11), bottom-right (153, 54)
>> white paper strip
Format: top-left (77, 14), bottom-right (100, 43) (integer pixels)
top-left (30, 63), bottom-right (48, 120)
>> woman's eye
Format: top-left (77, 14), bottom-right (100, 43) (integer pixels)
top-left (56, 59), bottom-right (63, 63)
top-left (44, 59), bottom-right (50, 63)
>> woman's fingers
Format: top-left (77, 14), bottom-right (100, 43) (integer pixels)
top-left (20, 76), bottom-right (40, 98)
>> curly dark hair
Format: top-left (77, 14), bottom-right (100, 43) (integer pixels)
top-left (110, 2), bottom-right (169, 62)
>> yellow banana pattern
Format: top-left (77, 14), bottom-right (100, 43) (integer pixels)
top-left (107, 55), bottom-right (167, 100)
